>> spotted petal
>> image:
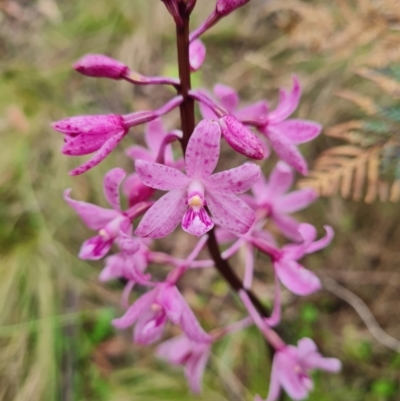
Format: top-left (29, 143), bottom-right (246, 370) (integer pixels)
top-left (207, 163), bottom-right (261, 194)
top-left (64, 189), bottom-right (119, 230)
top-left (268, 76), bottom-right (301, 124)
top-left (206, 191), bottom-right (255, 235)
top-left (185, 120), bottom-right (221, 179)
top-left (135, 189), bottom-right (187, 238)
top-left (274, 260), bottom-right (321, 296)
top-left (135, 160), bottom-right (190, 190)
top-left (276, 119), bottom-right (322, 144)
top-left (213, 83), bottom-right (239, 113)
top-left (103, 168), bottom-right (126, 211)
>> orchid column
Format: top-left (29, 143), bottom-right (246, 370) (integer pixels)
top-left (52, 0), bottom-right (341, 400)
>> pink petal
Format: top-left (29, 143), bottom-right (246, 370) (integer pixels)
top-left (99, 254), bottom-right (125, 281)
top-left (159, 285), bottom-right (184, 324)
top-left (69, 130), bottom-right (125, 175)
top-left (112, 288), bottom-right (157, 329)
top-left (182, 207), bottom-right (214, 237)
top-left (268, 76), bottom-right (301, 124)
top-left (135, 160), bottom-right (190, 190)
top-left (264, 356), bottom-right (282, 401)
top-left (125, 145), bottom-right (153, 162)
top-left (236, 100), bottom-right (269, 122)
top-left (213, 83), bottom-right (239, 113)
top-left (250, 172), bottom-right (269, 201)
top-left (198, 95), bottom-right (219, 119)
top-left (185, 120), bottom-right (221, 179)
top-left (305, 225), bottom-right (334, 254)
top-left (206, 191), bottom-right (255, 235)
top-left (263, 276), bottom-right (281, 327)
top-left (207, 163), bottom-right (261, 194)
top-left (103, 168), bottom-right (126, 211)
top-left (79, 235), bottom-right (113, 260)
top-left (179, 296), bottom-right (211, 343)
top-left (134, 309), bottom-right (167, 345)
top-left (268, 161), bottom-right (294, 195)
top-left (189, 39), bottom-right (206, 72)
top-left (275, 119), bottom-right (322, 144)
top-left (62, 132), bottom-right (113, 156)
top-left (274, 260), bottom-right (321, 296)
top-left (266, 127), bottom-right (308, 175)
top-left (306, 355), bottom-right (342, 373)
top-left (297, 338), bottom-right (317, 358)
top-left (144, 118), bottom-right (166, 154)
top-left (64, 189), bottom-right (119, 230)
top-left (297, 223), bottom-right (317, 249)
top-left (134, 189), bottom-right (187, 238)
top-left (276, 189), bottom-right (318, 214)
top-left (185, 346), bottom-right (210, 393)
top-left (157, 335), bottom-right (192, 365)
top-left (272, 213), bottom-right (303, 242)
top-left (275, 350), bottom-right (309, 400)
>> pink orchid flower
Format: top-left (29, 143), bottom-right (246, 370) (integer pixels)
top-left (134, 119), bottom-right (260, 238)
top-left (157, 335), bottom-right (211, 394)
top-left (255, 338), bottom-right (341, 401)
top-left (124, 118), bottom-right (183, 206)
top-left (64, 168), bottom-right (147, 260)
top-left (112, 283), bottom-right (211, 345)
top-left (258, 76), bottom-right (322, 175)
top-left (253, 223), bottom-right (334, 296)
top-left (244, 161), bottom-right (318, 242)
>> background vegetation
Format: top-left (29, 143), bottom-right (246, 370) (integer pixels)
top-left (1, 0), bottom-right (399, 400)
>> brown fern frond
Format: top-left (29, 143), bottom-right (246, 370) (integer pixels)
top-left (356, 68), bottom-right (400, 98)
top-left (298, 146), bottom-right (386, 202)
top-left (335, 90), bottom-right (378, 115)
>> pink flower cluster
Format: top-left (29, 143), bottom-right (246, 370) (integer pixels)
top-left (53, 1), bottom-right (341, 399)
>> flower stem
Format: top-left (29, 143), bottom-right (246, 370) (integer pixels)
top-left (174, 4), bottom-right (270, 319)
top-left (176, 5), bottom-right (195, 152)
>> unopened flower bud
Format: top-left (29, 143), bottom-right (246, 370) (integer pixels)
top-left (216, 0), bottom-right (251, 16)
top-left (73, 54), bottom-right (129, 79)
top-left (52, 114), bottom-right (126, 156)
top-left (218, 115), bottom-right (264, 160)
top-left (189, 39), bottom-right (206, 72)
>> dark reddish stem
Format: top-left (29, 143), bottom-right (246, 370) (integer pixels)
top-left (175, 4), bottom-right (270, 318)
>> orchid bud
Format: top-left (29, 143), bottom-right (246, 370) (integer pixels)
top-left (218, 115), bottom-right (264, 160)
top-left (73, 54), bottom-right (129, 79)
top-left (189, 39), bottom-right (206, 72)
top-left (216, 0), bottom-right (251, 16)
top-left (52, 114), bottom-right (126, 156)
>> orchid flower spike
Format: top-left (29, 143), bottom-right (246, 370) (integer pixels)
top-left (134, 119), bottom-right (260, 238)
top-left (157, 335), bottom-right (211, 394)
top-left (255, 338), bottom-right (341, 401)
top-left (112, 282), bottom-right (211, 345)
